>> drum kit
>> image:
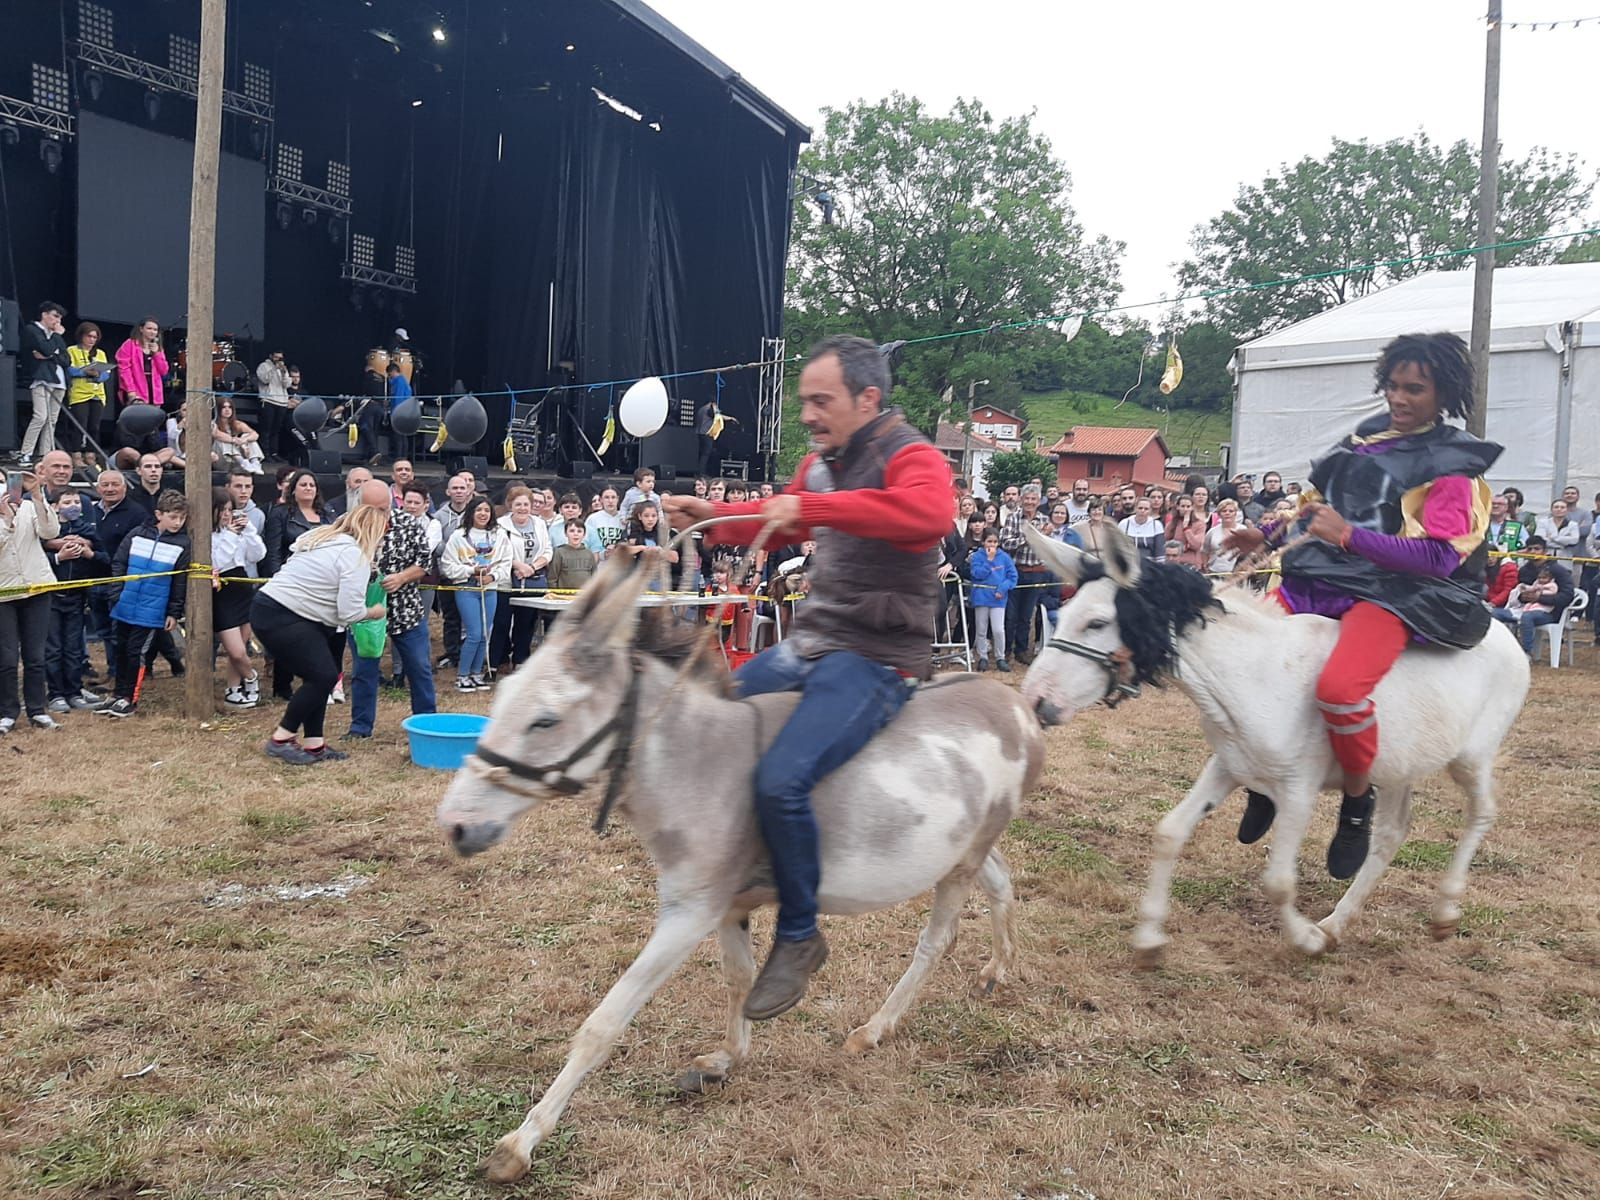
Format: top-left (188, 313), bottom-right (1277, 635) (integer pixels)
top-left (175, 337), bottom-right (250, 391)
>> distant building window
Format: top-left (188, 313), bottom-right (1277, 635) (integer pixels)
top-left (1088, 459), bottom-right (1104, 479)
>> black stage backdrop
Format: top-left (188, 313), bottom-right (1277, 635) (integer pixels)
top-left (0, 0), bottom-right (806, 469)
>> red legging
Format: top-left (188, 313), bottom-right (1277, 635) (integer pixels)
top-left (1278, 596), bottom-right (1410, 776)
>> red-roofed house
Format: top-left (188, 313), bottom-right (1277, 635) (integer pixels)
top-left (933, 419), bottom-right (1005, 495)
top-left (1046, 426), bottom-right (1171, 494)
top-left (966, 404), bottom-right (1025, 450)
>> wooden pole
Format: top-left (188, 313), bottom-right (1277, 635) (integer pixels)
top-left (1467, 0), bottom-right (1502, 439)
top-left (183, 0), bottom-right (228, 721)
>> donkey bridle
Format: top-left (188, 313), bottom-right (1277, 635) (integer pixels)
top-left (469, 657), bottom-right (644, 834)
top-left (1046, 636), bottom-right (1141, 708)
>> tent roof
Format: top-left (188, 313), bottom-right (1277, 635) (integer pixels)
top-left (1241, 263), bottom-right (1600, 360)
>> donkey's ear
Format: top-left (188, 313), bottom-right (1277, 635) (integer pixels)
top-left (1024, 523), bottom-right (1087, 586)
top-left (1087, 522), bottom-right (1142, 588)
top-left (576, 555), bottom-right (648, 647)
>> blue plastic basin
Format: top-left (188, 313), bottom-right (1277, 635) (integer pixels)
top-left (402, 712), bottom-right (491, 770)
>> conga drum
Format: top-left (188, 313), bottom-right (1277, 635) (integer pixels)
top-left (366, 348), bottom-right (390, 375)
top-left (392, 348), bottom-right (414, 382)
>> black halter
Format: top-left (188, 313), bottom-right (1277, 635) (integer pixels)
top-left (1045, 636), bottom-right (1142, 708)
top-left (469, 657), bottom-right (645, 834)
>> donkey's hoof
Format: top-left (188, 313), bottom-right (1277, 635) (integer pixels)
top-left (674, 1067), bottom-right (725, 1095)
top-left (1295, 925), bottom-right (1335, 958)
top-left (970, 973), bottom-right (1003, 1000)
top-left (1315, 918), bottom-right (1343, 953)
top-left (1131, 940), bottom-right (1166, 970)
top-left (842, 1026), bottom-right (881, 1055)
top-left (1429, 920), bottom-right (1459, 942)
top-left (484, 1137), bottom-right (531, 1184)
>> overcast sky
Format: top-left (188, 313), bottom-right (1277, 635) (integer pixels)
top-left (649, 0), bottom-right (1600, 311)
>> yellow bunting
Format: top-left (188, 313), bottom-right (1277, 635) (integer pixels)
top-left (1159, 339), bottom-right (1183, 395)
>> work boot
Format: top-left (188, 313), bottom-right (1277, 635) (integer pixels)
top-left (1237, 790), bottom-right (1276, 844)
top-left (1327, 786), bottom-right (1375, 880)
top-left (743, 932), bottom-right (829, 1021)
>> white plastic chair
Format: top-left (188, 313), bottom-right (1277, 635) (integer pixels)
top-left (1540, 588), bottom-right (1588, 668)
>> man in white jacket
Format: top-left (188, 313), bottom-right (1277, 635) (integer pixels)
top-left (256, 351), bottom-right (293, 463)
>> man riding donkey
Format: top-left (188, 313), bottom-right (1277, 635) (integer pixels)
top-left (1229, 332), bottom-right (1501, 879)
top-left (665, 334), bottom-right (953, 1019)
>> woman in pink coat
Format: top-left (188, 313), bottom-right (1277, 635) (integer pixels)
top-left (115, 317), bottom-right (169, 409)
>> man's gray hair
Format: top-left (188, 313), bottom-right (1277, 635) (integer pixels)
top-left (806, 334), bottom-right (892, 402)
top-left (1021, 484), bottom-right (1042, 500)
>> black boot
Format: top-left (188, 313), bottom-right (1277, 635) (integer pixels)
top-left (1327, 786), bottom-right (1375, 880)
top-left (1237, 790), bottom-right (1276, 844)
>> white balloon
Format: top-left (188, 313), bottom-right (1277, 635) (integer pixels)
top-left (618, 376), bottom-right (669, 438)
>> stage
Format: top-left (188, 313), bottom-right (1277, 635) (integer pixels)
top-left (1, 0), bottom-right (807, 480)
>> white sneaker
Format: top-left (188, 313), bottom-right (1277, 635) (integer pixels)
top-left (0, 717), bottom-right (13, 735)
top-left (243, 671), bottom-right (260, 701)
top-left (455, 676), bottom-right (476, 693)
top-left (224, 686), bottom-right (256, 708)
top-left (29, 713), bottom-right (62, 731)
top-left (330, 681), bottom-right (345, 704)
top-left (474, 675), bottom-right (494, 690)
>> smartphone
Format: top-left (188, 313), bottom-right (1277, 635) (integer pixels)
top-left (5, 470), bottom-right (24, 507)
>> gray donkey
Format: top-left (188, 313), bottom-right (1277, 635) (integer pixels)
top-left (437, 551), bottom-right (1044, 1183)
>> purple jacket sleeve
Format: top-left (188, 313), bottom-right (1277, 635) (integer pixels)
top-left (1346, 527), bottom-right (1460, 577)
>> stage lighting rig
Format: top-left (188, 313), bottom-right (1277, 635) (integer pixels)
top-left (82, 69), bottom-right (104, 103)
top-left (431, 26), bottom-right (447, 44)
top-left (301, 206), bottom-right (319, 228)
top-left (142, 89), bottom-right (161, 121)
top-left (0, 124), bottom-right (19, 148)
top-left (275, 202), bottom-right (293, 231)
top-left (40, 139), bottom-right (63, 173)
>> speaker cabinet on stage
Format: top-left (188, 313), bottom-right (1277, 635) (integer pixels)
top-left (307, 449), bottom-right (342, 476)
top-left (641, 426), bottom-right (698, 478)
top-left (0, 300), bottom-right (19, 357)
top-left (460, 455), bottom-right (489, 482)
top-left (569, 462), bottom-right (595, 482)
top-left (0, 358), bottom-right (15, 452)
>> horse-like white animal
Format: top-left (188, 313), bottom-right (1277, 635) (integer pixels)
top-left (436, 553), bottom-right (1044, 1183)
top-left (1018, 524), bottom-right (1529, 963)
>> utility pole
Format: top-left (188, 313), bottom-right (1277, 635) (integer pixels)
top-left (1467, 0), bottom-right (1502, 439)
top-left (183, 0), bottom-right (227, 721)
top-left (962, 378), bottom-right (989, 484)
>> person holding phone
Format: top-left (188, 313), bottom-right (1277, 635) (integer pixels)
top-left (0, 470), bottom-right (62, 732)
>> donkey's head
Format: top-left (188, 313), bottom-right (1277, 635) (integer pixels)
top-left (437, 552), bottom-right (650, 856)
top-left (1020, 523), bottom-right (1220, 726)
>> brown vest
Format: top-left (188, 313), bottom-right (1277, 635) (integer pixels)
top-left (787, 410), bottom-right (941, 679)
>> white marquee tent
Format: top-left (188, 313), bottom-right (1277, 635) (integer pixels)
top-left (1230, 262), bottom-right (1600, 508)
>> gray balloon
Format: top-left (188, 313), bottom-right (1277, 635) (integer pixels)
top-left (444, 393), bottom-right (487, 445)
top-left (390, 396), bottom-right (423, 436)
top-left (116, 402), bottom-right (165, 440)
top-left (291, 395), bottom-right (328, 434)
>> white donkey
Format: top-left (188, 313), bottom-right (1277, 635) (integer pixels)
top-left (1018, 524), bottom-right (1528, 963)
top-left (436, 552), bottom-right (1044, 1183)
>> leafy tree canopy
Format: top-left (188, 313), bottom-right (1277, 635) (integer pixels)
top-left (1178, 133), bottom-right (1596, 340)
top-left (982, 447), bottom-right (1056, 496)
top-left (785, 93), bottom-right (1123, 434)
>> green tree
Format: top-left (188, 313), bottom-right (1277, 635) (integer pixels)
top-left (786, 94), bottom-right (1123, 434)
top-left (1178, 133), bottom-right (1596, 339)
top-left (982, 447), bottom-right (1055, 497)
top-left (1557, 235), bottom-right (1600, 264)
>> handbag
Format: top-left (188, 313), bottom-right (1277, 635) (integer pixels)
top-left (350, 579), bottom-right (388, 658)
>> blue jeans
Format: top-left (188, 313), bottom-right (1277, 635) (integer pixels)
top-left (1491, 606), bottom-right (1557, 654)
top-left (349, 621), bottom-right (437, 736)
top-left (734, 643), bottom-right (912, 942)
top-left (45, 594), bottom-right (88, 700)
top-left (1006, 569), bottom-right (1049, 657)
top-left (454, 588), bottom-right (497, 676)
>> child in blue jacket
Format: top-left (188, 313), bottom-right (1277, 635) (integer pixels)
top-left (103, 490), bottom-right (191, 717)
top-left (968, 531), bottom-right (1017, 672)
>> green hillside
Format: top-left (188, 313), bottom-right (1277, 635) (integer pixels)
top-left (1013, 391), bottom-right (1232, 466)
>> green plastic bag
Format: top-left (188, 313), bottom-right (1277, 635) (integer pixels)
top-left (350, 579), bottom-right (388, 658)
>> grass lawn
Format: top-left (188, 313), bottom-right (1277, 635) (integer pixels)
top-left (2, 633), bottom-right (1598, 1197)
top-left (1013, 391), bottom-right (1232, 466)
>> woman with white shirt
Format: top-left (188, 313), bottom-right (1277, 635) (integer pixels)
top-left (210, 488), bottom-right (267, 709)
top-left (251, 502), bottom-right (389, 765)
top-left (1117, 496), bottom-right (1168, 564)
top-left (0, 472), bottom-right (60, 732)
top-left (440, 496), bottom-right (513, 691)
top-left (1203, 498), bottom-right (1246, 574)
top-left (1535, 499), bottom-right (1582, 561)
top-left (488, 485), bottom-right (551, 674)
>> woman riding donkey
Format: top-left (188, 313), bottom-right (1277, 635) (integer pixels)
top-left (1229, 332), bottom-right (1501, 879)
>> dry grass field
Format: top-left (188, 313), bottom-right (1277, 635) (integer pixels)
top-left (1, 646), bottom-right (1598, 1200)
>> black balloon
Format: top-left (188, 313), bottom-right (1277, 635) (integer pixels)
top-left (390, 397), bottom-right (423, 437)
top-left (115, 402), bottom-right (164, 440)
top-left (444, 393), bottom-right (487, 446)
top-left (291, 395), bottom-right (328, 434)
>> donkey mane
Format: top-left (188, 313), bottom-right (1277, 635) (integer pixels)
top-left (1080, 558), bottom-right (1223, 685)
top-left (629, 608), bottom-right (735, 694)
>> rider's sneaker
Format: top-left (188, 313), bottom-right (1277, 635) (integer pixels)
top-left (975, 657), bottom-right (989, 672)
top-left (995, 658), bottom-right (1011, 673)
top-left (1327, 786), bottom-right (1375, 879)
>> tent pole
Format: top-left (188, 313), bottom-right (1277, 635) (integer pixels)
top-left (1467, 0), bottom-right (1501, 440)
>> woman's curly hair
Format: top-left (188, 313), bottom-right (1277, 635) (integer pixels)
top-left (1374, 332), bottom-right (1475, 420)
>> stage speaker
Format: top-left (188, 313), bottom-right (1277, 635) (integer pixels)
top-left (460, 455), bottom-right (488, 482)
top-left (0, 358), bottom-right (14, 452)
top-left (0, 299), bottom-right (19, 356)
top-left (641, 426), bottom-right (698, 477)
top-left (656, 463), bottom-right (678, 482)
top-left (307, 449), bottom-right (342, 476)
top-left (569, 461), bottom-right (595, 481)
